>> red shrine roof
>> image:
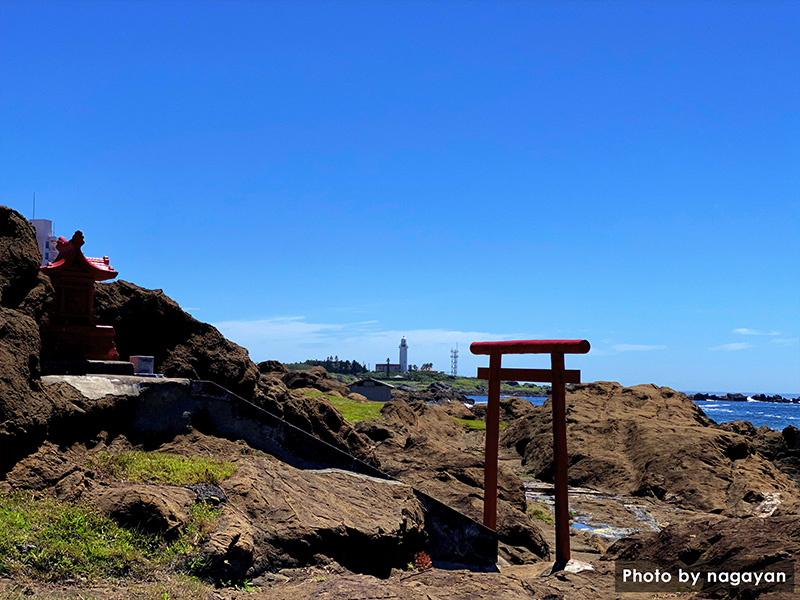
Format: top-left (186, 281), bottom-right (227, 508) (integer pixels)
top-left (40, 230), bottom-right (118, 282)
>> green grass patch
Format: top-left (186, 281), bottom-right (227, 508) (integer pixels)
top-left (0, 491), bottom-right (144, 581)
top-left (303, 391), bottom-right (385, 423)
top-left (95, 451), bottom-right (236, 485)
top-left (452, 417), bottom-right (508, 431)
top-left (0, 490), bottom-right (224, 584)
top-left (527, 501), bottom-right (555, 525)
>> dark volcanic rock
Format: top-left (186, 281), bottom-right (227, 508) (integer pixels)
top-left (0, 206), bottom-right (55, 474)
top-left (93, 280), bottom-right (260, 399)
top-left (0, 206), bottom-right (54, 317)
top-left (258, 360), bottom-right (289, 375)
top-left (691, 392), bottom-right (750, 402)
top-left (502, 381), bottom-right (800, 515)
top-left (281, 366), bottom-right (350, 397)
top-left (721, 420), bottom-right (800, 488)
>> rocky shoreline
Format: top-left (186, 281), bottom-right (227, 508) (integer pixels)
top-left (690, 392), bottom-right (799, 404)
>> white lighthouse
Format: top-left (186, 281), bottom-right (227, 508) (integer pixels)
top-left (399, 336), bottom-right (408, 373)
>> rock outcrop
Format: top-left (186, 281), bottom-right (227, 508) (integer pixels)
top-left (6, 431), bottom-right (426, 582)
top-left (280, 366), bottom-right (350, 397)
top-left (254, 369), bottom-right (377, 465)
top-left (501, 381), bottom-right (800, 515)
top-left (721, 420), bottom-right (800, 488)
top-left (0, 206), bottom-right (54, 322)
top-left (92, 281), bottom-right (375, 462)
top-left (0, 206), bottom-right (55, 474)
top-left (357, 398), bottom-right (549, 563)
top-left (93, 281), bottom-right (260, 399)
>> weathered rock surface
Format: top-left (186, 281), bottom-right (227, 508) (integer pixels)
top-left (93, 483), bottom-right (195, 539)
top-left (5, 431), bottom-right (427, 582)
top-left (252, 563), bottom-right (615, 600)
top-left (257, 359), bottom-right (289, 375)
top-left (0, 562), bottom-right (621, 600)
top-left (93, 280), bottom-right (260, 399)
top-left (358, 398), bottom-right (549, 563)
top-left (0, 206), bottom-right (54, 319)
top-left (0, 206), bottom-right (55, 474)
top-left (502, 381), bottom-right (800, 515)
top-left (606, 514), bottom-right (800, 598)
top-left (281, 366), bottom-right (350, 397)
top-left (721, 421), bottom-right (800, 488)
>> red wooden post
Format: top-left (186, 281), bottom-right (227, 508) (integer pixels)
top-left (550, 352), bottom-right (570, 567)
top-left (484, 352), bottom-right (502, 530)
top-left (470, 339), bottom-right (590, 570)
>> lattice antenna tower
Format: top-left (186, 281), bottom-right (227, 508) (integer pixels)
top-left (450, 344), bottom-right (459, 377)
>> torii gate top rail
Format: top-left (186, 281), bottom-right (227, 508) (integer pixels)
top-left (470, 339), bottom-right (590, 355)
top-left (471, 338), bottom-right (590, 570)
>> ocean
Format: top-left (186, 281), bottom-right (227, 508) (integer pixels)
top-left (465, 393), bottom-right (800, 431)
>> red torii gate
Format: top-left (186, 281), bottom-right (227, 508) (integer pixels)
top-left (470, 339), bottom-right (590, 569)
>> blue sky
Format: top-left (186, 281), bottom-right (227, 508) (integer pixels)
top-left (2, 0), bottom-right (798, 393)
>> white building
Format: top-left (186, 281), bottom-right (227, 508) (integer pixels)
top-left (29, 219), bottom-right (59, 266)
top-left (399, 336), bottom-right (408, 373)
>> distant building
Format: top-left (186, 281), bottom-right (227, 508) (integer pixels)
top-left (375, 336), bottom-right (409, 374)
top-left (29, 219), bottom-right (59, 266)
top-left (374, 359), bottom-right (402, 374)
top-left (349, 377), bottom-right (395, 402)
top-left (399, 336), bottom-right (408, 372)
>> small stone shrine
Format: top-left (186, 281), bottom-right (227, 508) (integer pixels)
top-left (40, 230), bottom-right (122, 364)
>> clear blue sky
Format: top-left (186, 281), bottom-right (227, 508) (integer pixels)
top-left (2, 0), bottom-right (798, 393)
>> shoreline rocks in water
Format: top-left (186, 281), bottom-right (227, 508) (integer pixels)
top-left (691, 392), bottom-right (798, 404)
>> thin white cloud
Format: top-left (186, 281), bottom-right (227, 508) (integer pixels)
top-left (213, 316), bottom-right (520, 371)
top-left (733, 328), bottom-right (780, 336)
top-left (771, 338), bottom-right (799, 346)
top-left (710, 342), bottom-right (752, 352)
top-left (589, 343), bottom-right (666, 357)
top-left (611, 344), bottom-right (667, 352)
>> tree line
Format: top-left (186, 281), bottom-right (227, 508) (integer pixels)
top-left (287, 356), bottom-right (369, 375)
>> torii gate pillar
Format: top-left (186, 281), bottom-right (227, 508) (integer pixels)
top-left (471, 339), bottom-right (590, 570)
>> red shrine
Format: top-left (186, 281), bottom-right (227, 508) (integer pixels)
top-left (40, 230), bottom-right (120, 361)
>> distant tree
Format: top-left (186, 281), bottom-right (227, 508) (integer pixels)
top-left (420, 363), bottom-right (433, 371)
top-left (287, 357), bottom-right (368, 375)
